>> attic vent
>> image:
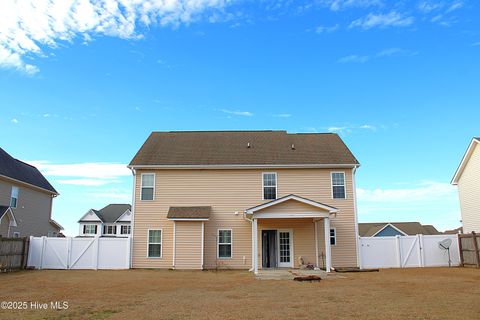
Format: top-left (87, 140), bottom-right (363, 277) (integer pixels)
top-left (247, 142), bottom-right (251, 148)
top-left (291, 144), bottom-right (295, 150)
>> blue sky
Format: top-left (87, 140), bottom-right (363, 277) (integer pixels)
top-left (1, 0), bottom-right (479, 235)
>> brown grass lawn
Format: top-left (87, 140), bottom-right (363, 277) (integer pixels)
top-left (0, 268), bottom-right (479, 320)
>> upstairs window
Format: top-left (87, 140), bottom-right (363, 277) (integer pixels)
top-left (10, 186), bottom-right (19, 208)
top-left (104, 225), bottom-right (117, 235)
top-left (121, 225), bottom-right (131, 235)
top-left (331, 172), bottom-right (346, 199)
top-left (84, 225), bottom-right (97, 235)
top-left (141, 173), bottom-right (155, 201)
top-left (263, 173), bottom-right (277, 200)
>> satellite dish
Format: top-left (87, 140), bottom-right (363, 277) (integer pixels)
top-left (439, 239), bottom-right (452, 250)
top-left (438, 239), bottom-right (453, 267)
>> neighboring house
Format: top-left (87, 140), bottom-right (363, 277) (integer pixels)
top-left (78, 204), bottom-right (132, 237)
top-left (359, 222), bottom-right (441, 237)
top-left (452, 137), bottom-right (480, 233)
top-left (444, 227), bottom-right (463, 235)
top-left (128, 130), bottom-right (360, 273)
top-left (0, 147), bottom-right (62, 238)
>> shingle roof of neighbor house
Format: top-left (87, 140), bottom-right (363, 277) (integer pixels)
top-left (358, 222), bottom-right (441, 237)
top-left (80, 204), bottom-right (131, 223)
top-left (167, 206), bottom-right (211, 219)
top-left (0, 147), bottom-right (57, 194)
top-left (129, 131), bottom-right (359, 167)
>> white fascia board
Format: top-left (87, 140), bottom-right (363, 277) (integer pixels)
top-left (114, 209), bottom-right (132, 223)
top-left (167, 218), bottom-right (210, 221)
top-left (78, 209), bottom-right (103, 223)
top-left (245, 194), bottom-right (338, 214)
top-left (128, 164), bottom-right (360, 170)
top-left (371, 223), bottom-right (408, 237)
top-left (452, 138), bottom-right (479, 185)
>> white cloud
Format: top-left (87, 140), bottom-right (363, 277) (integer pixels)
top-left (472, 42), bottom-right (480, 47)
top-left (315, 24), bottom-right (339, 34)
top-left (326, 124), bottom-right (380, 134)
top-left (320, 0), bottom-right (382, 11)
top-left (220, 109), bottom-right (253, 117)
top-left (337, 54), bottom-right (370, 64)
top-left (358, 181), bottom-right (457, 203)
top-left (56, 179), bottom-right (119, 186)
top-left (11, 118), bottom-right (19, 124)
top-left (338, 48), bottom-right (417, 64)
top-left (88, 190), bottom-right (131, 200)
top-left (350, 11), bottom-right (414, 29)
top-left (0, 0), bottom-right (234, 74)
top-left (273, 113), bottom-right (292, 118)
top-left (27, 161), bottom-right (130, 186)
top-left (446, 1), bottom-right (463, 13)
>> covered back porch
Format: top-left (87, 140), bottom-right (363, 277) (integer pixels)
top-left (245, 194), bottom-right (337, 274)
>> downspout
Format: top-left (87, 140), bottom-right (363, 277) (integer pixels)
top-left (129, 168), bottom-right (136, 269)
top-left (243, 211), bottom-right (254, 271)
top-left (352, 166), bottom-right (361, 269)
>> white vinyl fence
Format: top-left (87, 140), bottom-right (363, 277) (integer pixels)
top-left (359, 234), bottom-right (460, 269)
top-left (27, 236), bottom-right (131, 270)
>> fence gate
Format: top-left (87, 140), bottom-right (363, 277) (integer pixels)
top-left (0, 237), bottom-right (29, 272)
top-left (458, 232), bottom-right (480, 267)
top-left (28, 236), bottom-right (131, 270)
top-left (359, 234), bottom-right (461, 269)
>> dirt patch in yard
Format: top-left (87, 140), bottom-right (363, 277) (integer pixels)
top-left (0, 268), bottom-right (479, 320)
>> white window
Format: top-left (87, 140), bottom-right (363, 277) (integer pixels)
top-left (121, 225), bottom-right (131, 235)
top-left (148, 230), bottom-right (162, 258)
top-left (218, 229), bottom-right (232, 259)
top-left (84, 225), bottom-right (97, 235)
top-left (330, 228), bottom-right (336, 246)
top-left (10, 186), bottom-right (19, 208)
top-left (104, 225), bottom-right (117, 235)
top-left (13, 232), bottom-right (20, 238)
top-left (141, 173), bottom-right (155, 201)
top-left (331, 172), bottom-right (346, 199)
top-left (262, 173), bottom-right (277, 200)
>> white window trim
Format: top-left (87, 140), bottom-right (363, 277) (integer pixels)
top-left (330, 228), bottom-right (336, 246)
top-left (140, 173), bottom-right (155, 201)
top-left (217, 229), bottom-right (233, 259)
top-left (121, 225), bottom-right (131, 235)
top-left (104, 225), bottom-right (117, 235)
top-left (10, 186), bottom-right (19, 208)
top-left (84, 224), bottom-right (97, 235)
top-left (262, 172), bottom-right (278, 200)
top-left (147, 229), bottom-right (163, 258)
top-left (331, 172), bottom-right (347, 199)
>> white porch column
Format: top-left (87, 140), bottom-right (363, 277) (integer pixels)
top-left (314, 220), bottom-right (319, 269)
top-left (324, 217), bottom-right (331, 272)
top-left (253, 218), bottom-right (258, 274)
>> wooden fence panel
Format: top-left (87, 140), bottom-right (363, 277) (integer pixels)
top-left (458, 232), bottom-right (480, 267)
top-left (0, 237), bottom-right (29, 272)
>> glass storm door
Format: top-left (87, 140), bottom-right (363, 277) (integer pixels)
top-left (278, 230), bottom-right (293, 268)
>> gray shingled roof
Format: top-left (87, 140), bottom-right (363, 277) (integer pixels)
top-left (80, 204), bottom-right (131, 223)
top-left (0, 147), bottom-right (57, 194)
top-left (129, 131), bottom-right (359, 167)
top-left (167, 206), bottom-right (211, 219)
top-left (359, 222), bottom-right (441, 237)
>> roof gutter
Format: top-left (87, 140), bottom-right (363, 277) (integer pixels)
top-left (127, 164), bottom-right (360, 170)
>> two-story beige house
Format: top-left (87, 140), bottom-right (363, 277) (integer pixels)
top-left (452, 137), bottom-right (480, 233)
top-left (129, 131), bottom-right (360, 273)
top-left (0, 147), bottom-right (62, 237)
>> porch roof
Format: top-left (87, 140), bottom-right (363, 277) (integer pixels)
top-left (167, 206), bottom-right (211, 220)
top-left (244, 194), bottom-right (338, 218)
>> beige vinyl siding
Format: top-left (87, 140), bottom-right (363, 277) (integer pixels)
top-left (174, 221), bottom-right (203, 270)
top-left (0, 178), bottom-right (58, 237)
top-left (458, 143), bottom-right (480, 233)
top-left (133, 168), bottom-right (357, 269)
top-left (257, 199), bottom-right (327, 214)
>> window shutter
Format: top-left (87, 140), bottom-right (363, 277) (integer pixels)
top-left (103, 225), bottom-right (106, 234)
top-left (83, 225), bottom-right (86, 234)
top-left (95, 225), bottom-right (97, 234)
top-left (114, 226), bottom-right (117, 234)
